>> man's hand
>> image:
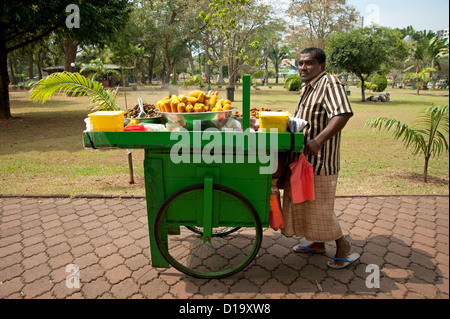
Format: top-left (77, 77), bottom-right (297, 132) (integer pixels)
top-left (304, 139), bottom-right (321, 156)
top-left (304, 113), bottom-right (353, 157)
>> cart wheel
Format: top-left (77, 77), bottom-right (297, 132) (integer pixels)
top-left (154, 184), bottom-right (262, 279)
top-left (185, 225), bottom-right (241, 237)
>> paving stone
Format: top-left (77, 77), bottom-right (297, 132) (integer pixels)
top-left (0, 195), bottom-right (447, 300)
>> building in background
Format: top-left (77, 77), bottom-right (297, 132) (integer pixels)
top-left (433, 25), bottom-right (449, 42)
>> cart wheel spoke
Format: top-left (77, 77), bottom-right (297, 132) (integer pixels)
top-left (154, 184), bottom-right (262, 279)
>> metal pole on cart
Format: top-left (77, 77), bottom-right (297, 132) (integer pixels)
top-left (242, 75), bottom-right (251, 131)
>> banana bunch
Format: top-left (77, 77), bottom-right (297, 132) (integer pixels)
top-left (156, 90), bottom-right (233, 113)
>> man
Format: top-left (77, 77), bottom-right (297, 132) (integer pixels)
top-left (282, 47), bottom-right (359, 269)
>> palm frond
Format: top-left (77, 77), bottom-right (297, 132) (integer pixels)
top-left (418, 105), bottom-right (450, 157)
top-left (366, 105), bottom-right (449, 159)
top-left (365, 117), bottom-right (426, 155)
top-left (29, 72), bottom-right (122, 112)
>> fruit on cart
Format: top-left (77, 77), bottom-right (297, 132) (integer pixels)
top-left (233, 107), bottom-right (272, 118)
top-left (209, 94), bottom-right (218, 108)
top-left (194, 103), bottom-right (206, 112)
top-left (124, 103), bottom-right (160, 118)
top-left (177, 103), bottom-right (187, 113)
top-left (156, 90), bottom-right (232, 113)
top-left (170, 95), bottom-right (180, 112)
top-left (186, 104), bottom-right (195, 112)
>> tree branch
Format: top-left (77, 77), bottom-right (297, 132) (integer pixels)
top-left (6, 19), bottom-right (65, 53)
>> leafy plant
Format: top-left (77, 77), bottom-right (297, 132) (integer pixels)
top-left (183, 74), bottom-right (203, 88)
top-left (251, 70), bottom-right (265, 89)
top-left (402, 29), bottom-right (448, 94)
top-left (284, 74), bottom-right (301, 91)
top-left (404, 67), bottom-right (436, 95)
top-left (29, 71), bottom-right (122, 111)
top-left (365, 105), bottom-right (449, 183)
top-left (79, 58), bottom-right (121, 82)
top-left (371, 73), bottom-right (388, 92)
top-left (357, 81), bottom-right (377, 92)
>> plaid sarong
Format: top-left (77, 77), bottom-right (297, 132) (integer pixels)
top-left (281, 174), bottom-right (343, 242)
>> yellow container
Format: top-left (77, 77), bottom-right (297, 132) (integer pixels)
top-left (259, 111), bottom-right (289, 133)
top-left (88, 111), bottom-right (124, 132)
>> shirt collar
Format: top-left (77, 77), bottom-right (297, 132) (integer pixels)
top-left (301, 71), bottom-right (326, 89)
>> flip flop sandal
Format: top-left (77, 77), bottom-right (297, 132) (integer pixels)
top-left (327, 252), bottom-right (360, 269)
top-left (293, 243), bottom-right (326, 254)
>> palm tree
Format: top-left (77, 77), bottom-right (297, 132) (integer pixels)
top-left (29, 71), bottom-right (121, 112)
top-left (405, 30), bottom-right (449, 93)
top-left (365, 105), bottom-right (449, 183)
top-left (404, 66), bottom-right (436, 95)
top-left (80, 58), bottom-right (121, 85)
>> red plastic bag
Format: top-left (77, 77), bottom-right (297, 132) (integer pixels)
top-left (289, 154), bottom-right (315, 203)
top-left (269, 192), bottom-right (284, 231)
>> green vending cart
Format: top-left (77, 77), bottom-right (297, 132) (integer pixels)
top-left (83, 75), bottom-right (303, 279)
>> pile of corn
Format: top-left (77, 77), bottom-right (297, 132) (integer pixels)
top-left (156, 90), bottom-right (233, 113)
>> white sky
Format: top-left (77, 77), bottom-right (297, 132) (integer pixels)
top-left (348, 0), bottom-right (449, 30)
top-left (264, 0), bottom-right (449, 31)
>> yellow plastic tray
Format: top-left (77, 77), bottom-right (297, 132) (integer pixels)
top-left (88, 111), bottom-right (124, 132)
top-left (259, 111), bottom-right (289, 133)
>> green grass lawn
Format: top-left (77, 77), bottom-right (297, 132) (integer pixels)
top-left (0, 84), bottom-right (448, 196)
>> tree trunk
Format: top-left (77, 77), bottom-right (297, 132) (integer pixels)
top-left (140, 69), bottom-right (146, 84)
top-left (64, 38), bottom-right (78, 72)
top-left (423, 156), bottom-right (430, 183)
top-left (147, 46), bottom-right (156, 84)
top-left (0, 43), bottom-right (11, 119)
top-left (187, 44), bottom-right (196, 76)
top-left (8, 55), bottom-right (16, 85)
top-left (415, 68), bottom-right (420, 95)
top-left (217, 40), bottom-right (225, 85)
top-left (204, 32), bottom-right (211, 85)
top-left (264, 57), bottom-right (269, 85)
top-left (147, 57), bottom-right (153, 84)
top-left (361, 78), bottom-right (366, 102)
top-left (228, 55), bottom-right (235, 87)
top-left (36, 49), bottom-right (43, 80)
top-left (275, 60), bottom-right (279, 84)
top-left (163, 36), bottom-right (173, 85)
top-left (28, 53), bottom-right (34, 80)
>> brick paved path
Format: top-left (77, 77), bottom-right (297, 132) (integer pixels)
top-left (0, 195), bottom-right (448, 299)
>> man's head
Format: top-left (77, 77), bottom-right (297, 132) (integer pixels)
top-left (298, 47), bottom-right (326, 84)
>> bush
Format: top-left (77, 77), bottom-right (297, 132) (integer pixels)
top-left (371, 73), bottom-right (388, 92)
top-left (357, 81), bottom-right (378, 92)
top-left (284, 74), bottom-right (301, 91)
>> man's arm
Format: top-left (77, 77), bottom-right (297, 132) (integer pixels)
top-left (304, 113), bottom-right (353, 156)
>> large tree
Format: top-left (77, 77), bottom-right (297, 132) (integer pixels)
top-left (286, 0), bottom-right (359, 52)
top-left (200, 0), bottom-right (271, 87)
top-left (257, 20), bottom-right (287, 85)
top-left (58, 0), bottom-right (131, 73)
top-left (0, 0), bottom-right (130, 119)
top-left (327, 27), bottom-right (408, 101)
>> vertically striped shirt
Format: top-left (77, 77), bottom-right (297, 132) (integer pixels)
top-left (293, 71), bottom-right (353, 175)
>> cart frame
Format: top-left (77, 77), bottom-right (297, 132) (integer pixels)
top-left (83, 75), bottom-right (304, 278)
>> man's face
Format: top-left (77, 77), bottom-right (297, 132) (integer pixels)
top-left (298, 52), bottom-right (325, 84)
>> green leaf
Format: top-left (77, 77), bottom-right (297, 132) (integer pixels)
top-left (29, 72), bottom-right (122, 112)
